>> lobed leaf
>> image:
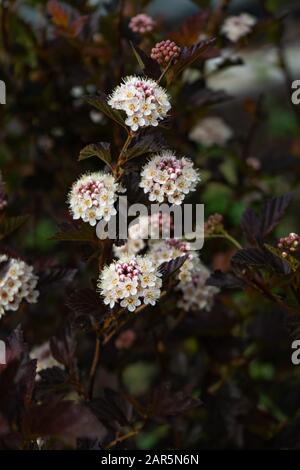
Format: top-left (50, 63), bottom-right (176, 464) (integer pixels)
top-left (79, 142), bottom-right (111, 166)
top-left (83, 94), bottom-right (126, 128)
top-left (0, 215), bottom-right (29, 240)
top-left (167, 38), bottom-right (218, 84)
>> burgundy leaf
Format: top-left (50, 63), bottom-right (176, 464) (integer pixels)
top-left (260, 194), bottom-right (292, 238)
top-left (25, 400), bottom-right (106, 447)
top-left (207, 270), bottom-right (245, 289)
top-left (151, 382), bottom-right (201, 418)
top-left (50, 326), bottom-right (76, 369)
top-left (66, 288), bottom-right (101, 317)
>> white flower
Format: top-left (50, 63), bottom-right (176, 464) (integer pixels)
top-left (68, 172), bottom-right (122, 227)
top-left (30, 342), bottom-right (64, 376)
top-left (108, 76), bottom-right (171, 132)
top-left (221, 13), bottom-right (256, 43)
top-left (143, 287), bottom-right (161, 306)
top-left (176, 259), bottom-right (219, 312)
top-left (98, 255), bottom-right (162, 311)
top-left (0, 254), bottom-right (39, 318)
top-left (125, 114), bottom-right (145, 132)
top-left (189, 117), bottom-right (232, 147)
top-left (140, 151), bottom-right (200, 204)
top-left (120, 296), bottom-right (141, 312)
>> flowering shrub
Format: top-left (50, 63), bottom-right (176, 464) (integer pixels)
top-left (1, 0), bottom-right (300, 453)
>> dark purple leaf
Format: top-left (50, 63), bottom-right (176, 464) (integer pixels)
top-left (83, 94), bottom-right (126, 128)
top-left (50, 326), bottom-right (76, 369)
top-left (207, 270), bottom-right (245, 289)
top-left (260, 194), bottom-right (292, 238)
top-left (66, 288), bottom-right (101, 317)
top-left (78, 142), bottom-right (111, 165)
top-left (231, 246), bottom-right (290, 275)
top-left (151, 382), bottom-right (201, 418)
top-left (38, 267), bottom-right (77, 289)
top-left (167, 38), bottom-right (218, 84)
top-left (124, 133), bottom-right (165, 161)
top-left (130, 42), bottom-right (161, 80)
top-left (25, 400), bottom-right (106, 447)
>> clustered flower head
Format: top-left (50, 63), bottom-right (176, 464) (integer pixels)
top-left (108, 76), bottom-right (171, 132)
top-left (113, 213), bottom-right (174, 258)
top-left (221, 13), bottom-right (256, 43)
top-left (129, 212), bottom-right (174, 240)
top-left (189, 117), bottom-right (232, 147)
top-left (140, 151), bottom-right (200, 204)
top-left (68, 172), bottom-right (121, 226)
top-left (149, 238), bottom-right (198, 283)
top-left (98, 255), bottom-right (162, 311)
top-left (30, 342), bottom-right (63, 375)
top-left (205, 213), bottom-right (224, 236)
top-left (277, 232), bottom-right (300, 258)
top-left (151, 40), bottom-right (181, 66)
top-left (0, 254), bottom-right (39, 318)
top-left (0, 171), bottom-right (7, 211)
top-left (177, 259), bottom-right (219, 312)
top-left (129, 13), bottom-right (156, 34)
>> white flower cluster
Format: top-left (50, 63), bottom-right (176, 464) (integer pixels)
top-left (98, 255), bottom-right (162, 311)
top-left (221, 13), bottom-right (256, 43)
top-left (189, 117), bottom-right (232, 147)
top-left (177, 260), bottom-right (219, 312)
top-left (149, 239), bottom-right (198, 283)
top-left (68, 172), bottom-right (121, 226)
top-left (108, 76), bottom-right (171, 132)
top-left (30, 342), bottom-right (63, 375)
top-left (140, 151), bottom-right (200, 204)
top-left (0, 254), bottom-right (39, 318)
top-left (113, 213), bottom-right (174, 258)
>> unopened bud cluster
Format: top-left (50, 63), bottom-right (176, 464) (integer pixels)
top-left (204, 213), bottom-right (224, 236)
top-left (129, 14), bottom-right (156, 34)
top-left (151, 40), bottom-right (181, 66)
top-left (277, 232), bottom-right (300, 257)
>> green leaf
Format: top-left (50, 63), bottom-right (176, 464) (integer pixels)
top-left (51, 224), bottom-right (96, 242)
top-left (83, 94), bottom-right (126, 128)
top-left (79, 142), bottom-right (111, 166)
top-left (0, 215), bottom-right (30, 240)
